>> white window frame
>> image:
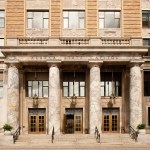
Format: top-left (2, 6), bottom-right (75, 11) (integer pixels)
top-left (63, 10), bottom-right (85, 29)
top-left (27, 11), bottom-right (49, 29)
top-left (99, 11), bottom-right (120, 29)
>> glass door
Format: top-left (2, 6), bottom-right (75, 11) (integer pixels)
top-left (102, 108), bottom-right (119, 133)
top-left (29, 108), bottom-right (46, 134)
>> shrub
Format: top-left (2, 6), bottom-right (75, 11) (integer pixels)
top-left (137, 124), bottom-right (145, 129)
top-left (3, 124), bottom-right (13, 131)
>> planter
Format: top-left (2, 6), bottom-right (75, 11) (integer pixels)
top-left (4, 130), bottom-right (12, 135)
top-left (138, 129), bottom-right (146, 134)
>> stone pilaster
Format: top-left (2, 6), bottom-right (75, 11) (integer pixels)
top-left (48, 63), bottom-right (60, 135)
top-left (129, 62), bottom-right (142, 129)
top-left (7, 64), bottom-right (19, 130)
top-left (89, 62), bottom-right (102, 134)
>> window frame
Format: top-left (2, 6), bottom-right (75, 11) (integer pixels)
top-left (26, 80), bottom-right (49, 98)
top-left (99, 11), bottom-right (120, 29)
top-left (27, 10), bottom-right (49, 29)
top-left (101, 72), bottom-right (122, 97)
top-left (63, 10), bottom-right (85, 29)
top-left (142, 10), bottom-right (150, 28)
top-left (0, 10), bottom-right (5, 28)
top-left (62, 72), bottom-right (86, 97)
top-left (144, 71), bottom-right (150, 96)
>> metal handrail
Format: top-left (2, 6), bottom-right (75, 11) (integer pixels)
top-left (129, 125), bottom-right (138, 142)
top-left (13, 127), bottom-right (21, 144)
top-left (95, 126), bottom-right (100, 143)
top-left (52, 126), bottom-right (54, 143)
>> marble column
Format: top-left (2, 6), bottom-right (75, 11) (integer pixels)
top-left (89, 63), bottom-right (101, 134)
top-left (129, 63), bottom-right (142, 129)
top-left (7, 64), bottom-right (19, 130)
top-left (48, 64), bottom-right (60, 135)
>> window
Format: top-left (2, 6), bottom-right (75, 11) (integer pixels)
top-left (143, 39), bottom-right (150, 46)
top-left (26, 81), bottom-right (48, 98)
top-left (27, 11), bottom-right (49, 29)
top-left (144, 72), bottom-right (150, 96)
top-left (0, 10), bottom-right (4, 28)
top-left (63, 72), bottom-right (85, 97)
top-left (148, 107), bottom-right (150, 126)
top-left (99, 11), bottom-right (120, 28)
top-left (0, 38), bottom-right (4, 46)
top-left (63, 11), bottom-right (85, 29)
top-left (101, 72), bottom-right (122, 97)
top-left (142, 10), bottom-right (150, 28)
top-left (0, 80), bottom-right (3, 97)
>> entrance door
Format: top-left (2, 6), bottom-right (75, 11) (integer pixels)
top-left (102, 108), bottom-right (119, 133)
top-left (65, 108), bottom-right (83, 134)
top-left (29, 108), bottom-right (46, 134)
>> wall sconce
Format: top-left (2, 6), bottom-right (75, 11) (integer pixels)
top-left (33, 94), bottom-right (39, 108)
top-left (70, 94), bottom-right (77, 108)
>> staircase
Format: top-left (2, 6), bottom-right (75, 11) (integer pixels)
top-left (14, 133), bottom-right (136, 147)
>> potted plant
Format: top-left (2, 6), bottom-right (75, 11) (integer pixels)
top-left (3, 124), bottom-right (13, 135)
top-left (137, 123), bottom-right (146, 134)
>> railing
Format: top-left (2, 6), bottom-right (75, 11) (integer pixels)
top-left (95, 126), bottom-right (100, 143)
top-left (60, 37), bottom-right (89, 45)
top-left (13, 127), bottom-right (21, 144)
top-left (18, 37), bottom-right (49, 45)
top-left (15, 37), bottom-right (143, 47)
top-left (101, 38), bottom-right (130, 46)
top-left (52, 126), bottom-right (54, 143)
top-left (129, 125), bottom-right (138, 142)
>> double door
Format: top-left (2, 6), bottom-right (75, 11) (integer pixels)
top-left (102, 108), bottom-right (119, 133)
top-left (64, 108), bottom-right (83, 134)
top-left (29, 108), bottom-right (46, 134)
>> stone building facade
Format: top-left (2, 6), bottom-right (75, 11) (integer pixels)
top-left (0, 0), bottom-right (150, 136)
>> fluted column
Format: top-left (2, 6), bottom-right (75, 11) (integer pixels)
top-left (129, 62), bottom-right (142, 129)
top-left (89, 62), bottom-right (102, 134)
top-left (7, 64), bottom-right (19, 129)
top-left (48, 64), bottom-right (60, 135)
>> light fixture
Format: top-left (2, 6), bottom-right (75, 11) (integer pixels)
top-left (32, 69), bottom-right (39, 108)
top-left (33, 93), bottom-right (39, 108)
top-left (70, 71), bottom-right (77, 107)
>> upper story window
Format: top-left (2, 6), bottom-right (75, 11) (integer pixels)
top-left (99, 11), bottom-right (120, 28)
top-left (144, 71), bottom-right (150, 96)
top-left (142, 10), bottom-right (150, 28)
top-left (26, 81), bottom-right (48, 98)
top-left (27, 11), bottom-right (49, 29)
top-left (0, 10), bottom-right (4, 28)
top-left (63, 72), bottom-right (85, 97)
top-left (0, 80), bottom-right (3, 97)
top-left (26, 72), bottom-right (49, 98)
top-left (63, 11), bottom-right (85, 29)
top-left (0, 38), bottom-right (4, 46)
top-left (101, 72), bottom-right (122, 97)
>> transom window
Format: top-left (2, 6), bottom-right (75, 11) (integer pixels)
top-left (0, 80), bottom-right (3, 97)
top-left (144, 71), bottom-right (150, 96)
top-left (63, 72), bottom-right (85, 97)
top-left (142, 10), bottom-right (150, 28)
top-left (63, 11), bottom-right (85, 29)
top-left (27, 11), bottom-right (49, 29)
top-left (0, 10), bottom-right (4, 28)
top-left (143, 39), bottom-right (150, 46)
top-left (101, 72), bottom-right (122, 97)
top-left (99, 11), bottom-right (120, 28)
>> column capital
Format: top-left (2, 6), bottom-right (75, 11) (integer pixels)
top-left (88, 60), bottom-right (103, 68)
top-left (47, 60), bottom-right (61, 68)
top-left (129, 60), bottom-right (145, 68)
